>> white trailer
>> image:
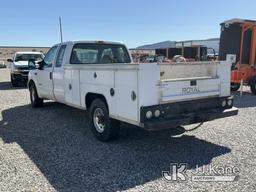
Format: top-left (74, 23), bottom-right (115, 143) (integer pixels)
top-left (28, 41), bottom-right (238, 141)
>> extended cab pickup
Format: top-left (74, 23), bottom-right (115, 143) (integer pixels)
top-left (28, 41), bottom-right (238, 141)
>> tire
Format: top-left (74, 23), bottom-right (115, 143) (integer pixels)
top-left (29, 83), bottom-right (43, 108)
top-left (250, 77), bottom-right (256, 95)
top-left (11, 74), bottom-right (18, 87)
top-left (89, 99), bottom-right (120, 142)
top-left (231, 83), bottom-right (240, 92)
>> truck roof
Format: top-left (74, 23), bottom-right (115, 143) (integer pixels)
top-left (54, 40), bottom-right (126, 47)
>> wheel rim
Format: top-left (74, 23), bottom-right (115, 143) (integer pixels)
top-left (93, 108), bottom-right (106, 133)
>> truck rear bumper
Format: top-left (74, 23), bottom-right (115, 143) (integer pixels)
top-left (143, 107), bottom-right (238, 131)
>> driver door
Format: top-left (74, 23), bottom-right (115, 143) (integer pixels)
top-left (37, 46), bottom-right (58, 100)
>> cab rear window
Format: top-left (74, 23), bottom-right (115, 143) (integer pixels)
top-left (70, 43), bottom-right (131, 64)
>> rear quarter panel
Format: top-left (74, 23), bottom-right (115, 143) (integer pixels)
top-left (138, 64), bottom-right (160, 107)
top-left (65, 64), bottom-right (141, 125)
top-left (79, 68), bottom-right (116, 115)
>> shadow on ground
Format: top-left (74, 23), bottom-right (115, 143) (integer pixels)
top-left (0, 81), bottom-right (27, 90)
top-left (232, 91), bottom-right (256, 108)
top-left (0, 102), bottom-right (231, 191)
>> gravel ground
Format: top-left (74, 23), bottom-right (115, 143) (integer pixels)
top-left (0, 68), bottom-right (256, 192)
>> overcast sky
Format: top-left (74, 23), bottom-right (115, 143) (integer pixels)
top-left (0, 0), bottom-right (255, 48)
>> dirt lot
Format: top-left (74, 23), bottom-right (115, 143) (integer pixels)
top-left (0, 68), bottom-right (256, 192)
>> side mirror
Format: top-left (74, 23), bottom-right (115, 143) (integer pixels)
top-left (28, 59), bottom-right (44, 70)
top-left (28, 60), bottom-right (37, 70)
top-left (37, 60), bottom-right (44, 70)
top-left (7, 59), bottom-right (13, 62)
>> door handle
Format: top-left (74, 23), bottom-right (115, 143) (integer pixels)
top-left (69, 84), bottom-right (72, 90)
top-left (50, 72), bottom-right (52, 80)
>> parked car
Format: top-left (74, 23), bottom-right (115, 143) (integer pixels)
top-left (7, 52), bottom-right (44, 87)
top-left (28, 41), bottom-right (238, 141)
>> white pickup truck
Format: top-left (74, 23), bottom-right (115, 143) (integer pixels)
top-left (28, 41), bottom-right (238, 141)
top-left (8, 52), bottom-right (44, 87)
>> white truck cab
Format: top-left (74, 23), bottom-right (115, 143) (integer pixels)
top-left (28, 41), bottom-right (238, 141)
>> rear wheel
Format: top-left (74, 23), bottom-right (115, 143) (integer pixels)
top-left (231, 83), bottom-right (240, 92)
top-left (29, 83), bottom-right (43, 108)
top-left (89, 99), bottom-right (120, 142)
top-left (250, 77), bottom-right (256, 95)
top-left (11, 74), bottom-right (18, 87)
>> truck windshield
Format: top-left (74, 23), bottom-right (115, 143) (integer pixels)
top-left (15, 54), bottom-right (44, 62)
top-left (70, 43), bottom-right (131, 64)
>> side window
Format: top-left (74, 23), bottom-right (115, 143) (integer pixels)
top-left (44, 46), bottom-right (58, 67)
top-left (55, 45), bottom-right (66, 67)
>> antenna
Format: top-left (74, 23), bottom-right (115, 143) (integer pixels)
top-left (59, 17), bottom-right (63, 43)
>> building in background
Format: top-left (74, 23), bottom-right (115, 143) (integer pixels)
top-left (134, 38), bottom-right (220, 61)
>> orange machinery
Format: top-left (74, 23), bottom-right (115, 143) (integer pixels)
top-left (219, 19), bottom-right (256, 94)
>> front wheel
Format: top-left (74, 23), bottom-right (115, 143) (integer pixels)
top-left (11, 74), bottom-right (18, 87)
top-left (29, 83), bottom-right (44, 108)
top-left (231, 83), bottom-right (240, 92)
top-left (89, 99), bottom-right (120, 142)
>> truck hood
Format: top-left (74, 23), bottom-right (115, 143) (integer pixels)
top-left (13, 61), bottom-right (29, 67)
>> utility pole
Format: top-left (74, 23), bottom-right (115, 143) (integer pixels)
top-left (59, 17), bottom-right (63, 43)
